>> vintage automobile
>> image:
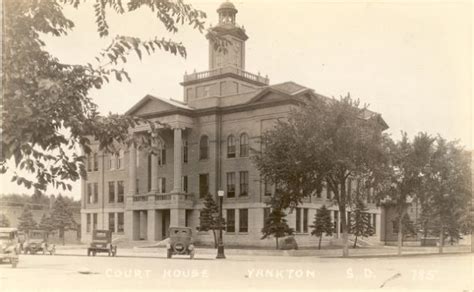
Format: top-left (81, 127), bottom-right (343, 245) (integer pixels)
top-left (0, 227), bottom-right (20, 268)
top-left (87, 229), bottom-right (117, 257)
top-left (23, 230), bottom-right (56, 255)
top-left (166, 227), bottom-right (195, 259)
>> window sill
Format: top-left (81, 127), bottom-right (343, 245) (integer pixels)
top-left (238, 232), bottom-right (248, 234)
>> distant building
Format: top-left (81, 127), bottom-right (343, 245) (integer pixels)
top-left (81, 1), bottom-right (388, 247)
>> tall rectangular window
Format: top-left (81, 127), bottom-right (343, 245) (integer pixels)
top-left (92, 213), bottom-right (97, 231)
top-left (226, 172), bottom-right (235, 198)
top-left (93, 153), bottom-right (98, 171)
top-left (108, 181), bottom-right (115, 203)
top-left (182, 176), bottom-right (188, 193)
top-left (227, 135), bottom-right (236, 158)
top-left (87, 155), bottom-right (92, 172)
top-left (108, 213), bottom-right (115, 232)
top-left (87, 183), bottom-right (93, 204)
top-left (117, 150), bottom-right (124, 169)
top-left (199, 174), bottom-right (209, 198)
top-left (86, 214), bottom-right (91, 232)
top-left (117, 213), bottom-right (124, 233)
top-left (239, 209), bottom-right (248, 233)
top-left (226, 209), bottom-right (235, 233)
top-left (263, 208), bottom-right (271, 226)
top-left (93, 183), bottom-right (99, 203)
top-left (109, 153), bottom-right (115, 170)
top-left (136, 179), bottom-right (139, 195)
top-left (296, 208), bottom-right (301, 233)
top-left (334, 210), bottom-right (339, 233)
top-left (303, 208), bottom-right (309, 233)
top-left (159, 148), bottom-right (166, 165)
top-left (117, 181), bottom-right (124, 202)
top-left (239, 171), bottom-right (249, 197)
top-left (158, 177), bottom-right (166, 193)
top-left (264, 179), bottom-right (272, 196)
top-left (183, 141), bottom-right (188, 164)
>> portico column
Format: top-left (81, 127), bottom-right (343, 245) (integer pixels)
top-left (172, 128), bottom-right (183, 193)
top-left (128, 144), bottom-right (137, 195)
top-left (151, 142), bottom-right (159, 192)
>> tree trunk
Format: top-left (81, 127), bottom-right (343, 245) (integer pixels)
top-left (353, 236), bottom-right (358, 248)
top-left (341, 210), bottom-right (349, 257)
top-left (60, 228), bottom-right (65, 246)
top-left (318, 236), bottom-right (322, 250)
top-left (439, 225), bottom-right (444, 254)
top-left (212, 230), bottom-right (217, 249)
top-left (397, 215), bottom-right (403, 256)
top-left (276, 237), bottom-right (279, 250)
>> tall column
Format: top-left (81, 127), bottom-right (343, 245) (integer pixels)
top-left (128, 144), bottom-right (137, 195)
top-left (147, 210), bottom-right (157, 241)
top-left (172, 128), bottom-right (183, 193)
top-left (151, 143), bottom-right (159, 192)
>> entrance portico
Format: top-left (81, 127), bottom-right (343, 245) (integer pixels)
top-left (124, 114), bottom-right (194, 241)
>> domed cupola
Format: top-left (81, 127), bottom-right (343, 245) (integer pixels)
top-left (217, 1), bottom-right (238, 26)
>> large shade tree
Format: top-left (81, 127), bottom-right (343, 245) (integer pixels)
top-left (376, 132), bottom-right (434, 255)
top-left (2, 0), bottom-right (226, 194)
top-left (422, 137), bottom-right (471, 253)
top-left (254, 94), bottom-right (389, 256)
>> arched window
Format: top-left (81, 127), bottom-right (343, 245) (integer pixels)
top-left (240, 133), bottom-right (249, 157)
top-left (199, 135), bottom-right (209, 160)
top-left (227, 135), bottom-right (236, 158)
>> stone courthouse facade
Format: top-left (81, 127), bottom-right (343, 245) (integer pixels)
top-left (81, 1), bottom-right (387, 247)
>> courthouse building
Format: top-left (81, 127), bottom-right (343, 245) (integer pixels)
top-left (81, 1), bottom-right (388, 247)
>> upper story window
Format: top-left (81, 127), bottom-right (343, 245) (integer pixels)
top-left (239, 171), bottom-right (249, 197)
top-left (199, 135), bottom-right (209, 160)
top-left (116, 150), bottom-right (124, 169)
top-left (183, 140), bottom-right (188, 163)
top-left (239, 133), bottom-right (249, 157)
top-left (87, 155), bottom-right (93, 172)
top-left (109, 153), bottom-right (115, 170)
top-left (227, 135), bottom-right (236, 158)
top-left (93, 153), bottom-right (99, 171)
top-left (158, 143), bottom-right (166, 166)
top-left (226, 172), bottom-right (236, 198)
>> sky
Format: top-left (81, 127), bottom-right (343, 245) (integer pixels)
top-left (1, 0), bottom-right (472, 199)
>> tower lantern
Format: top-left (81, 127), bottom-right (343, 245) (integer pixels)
top-left (217, 1), bottom-right (238, 25)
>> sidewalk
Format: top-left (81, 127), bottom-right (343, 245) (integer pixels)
top-left (54, 243), bottom-right (471, 258)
